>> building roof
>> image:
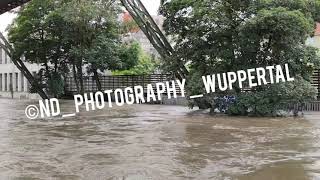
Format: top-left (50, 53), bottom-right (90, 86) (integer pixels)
top-left (121, 11), bottom-right (140, 33)
top-left (0, 0), bottom-right (30, 14)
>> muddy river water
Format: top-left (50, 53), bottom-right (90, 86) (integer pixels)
top-left (0, 99), bottom-right (319, 179)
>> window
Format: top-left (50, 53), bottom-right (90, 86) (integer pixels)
top-left (0, 74), bottom-right (2, 91)
top-left (4, 54), bottom-right (7, 64)
top-left (8, 56), bottom-right (11, 64)
top-left (4, 73), bottom-right (7, 91)
top-left (0, 49), bottom-right (2, 64)
top-left (9, 73), bottom-right (13, 91)
top-left (15, 73), bottom-right (18, 91)
top-left (20, 73), bottom-right (24, 92)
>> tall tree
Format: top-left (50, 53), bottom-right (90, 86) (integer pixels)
top-left (60, 0), bottom-right (139, 92)
top-left (162, 0), bottom-right (320, 116)
top-left (120, 0), bottom-right (189, 79)
top-left (8, 0), bottom-right (139, 96)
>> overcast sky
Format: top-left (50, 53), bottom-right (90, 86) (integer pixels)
top-left (0, 0), bottom-right (160, 34)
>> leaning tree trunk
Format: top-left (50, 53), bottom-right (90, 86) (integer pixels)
top-left (93, 68), bottom-right (102, 92)
top-left (0, 32), bottom-right (49, 100)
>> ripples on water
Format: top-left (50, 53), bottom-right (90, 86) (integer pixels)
top-left (0, 99), bottom-right (319, 180)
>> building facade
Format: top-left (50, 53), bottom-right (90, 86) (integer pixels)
top-left (0, 48), bottom-right (41, 99)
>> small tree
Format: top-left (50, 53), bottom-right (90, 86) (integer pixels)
top-left (85, 37), bottom-right (140, 91)
top-left (9, 0), bottom-right (69, 97)
top-left (113, 42), bottom-right (159, 75)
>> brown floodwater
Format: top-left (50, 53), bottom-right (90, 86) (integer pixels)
top-left (0, 99), bottom-right (319, 180)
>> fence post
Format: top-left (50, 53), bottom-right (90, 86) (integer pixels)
top-left (318, 70), bottom-right (320, 99)
top-left (113, 76), bottom-right (115, 90)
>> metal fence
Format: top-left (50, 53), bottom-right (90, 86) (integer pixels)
top-left (64, 71), bottom-right (320, 111)
top-left (311, 70), bottom-right (320, 98)
top-left (65, 74), bottom-right (181, 94)
top-left (303, 101), bottom-right (320, 111)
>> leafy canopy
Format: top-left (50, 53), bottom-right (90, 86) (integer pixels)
top-left (8, 0), bottom-right (139, 96)
top-left (162, 0), bottom-right (320, 116)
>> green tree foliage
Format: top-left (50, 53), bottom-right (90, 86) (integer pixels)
top-left (9, 0), bottom-right (69, 97)
top-left (162, 0), bottom-right (320, 116)
top-left (8, 0), bottom-right (139, 95)
top-left (113, 42), bottom-right (159, 75)
top-left (118, 42), bottom-right (141, 70)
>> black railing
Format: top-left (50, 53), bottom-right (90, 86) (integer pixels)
top-left (311, 70), bottom-right (320, 99)
top-left (65, 74), bottom-right (182, 94)
top-left (65, 70), bottom-right (320, 99)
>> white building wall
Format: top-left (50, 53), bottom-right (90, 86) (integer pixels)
top-left (0, 48), bottom-right (41, 99)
